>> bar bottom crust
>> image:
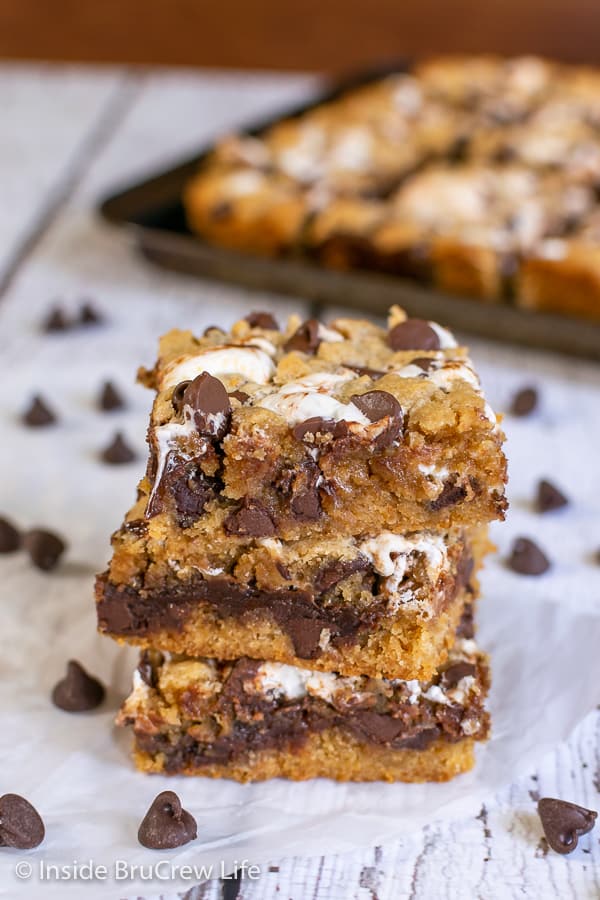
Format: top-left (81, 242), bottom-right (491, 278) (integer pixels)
top-left (132, 729), bottom-right (478, 783)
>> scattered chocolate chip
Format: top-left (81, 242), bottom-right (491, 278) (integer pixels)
top-left (23, 528), bottom-right (66, 571)
top-left (98, 380), bottom-right (125, 411)
top-left (0, 794), bottom-right (45, 849)
top-left (42, 306), bottom-right (70, 332)
top-left (388, 319), bottom-right (440, 351)
top-left (536, 479), bottom-right (569, 513)
top-left (181, 372), bottom-right (231, 439)
top-left (229, 389), bottom-right (249, 404)
top-left (101, 431), bottom-right (136, 464)
top-left (138, 791), bottom-right (197, 850)
top-left (293, 417), bottom-right (348, 441)
top-left (441, 661), bottom-right (476, 688)
top-left (351, 390), bottom-right (403, 446)
top-left (508, 537), bottom-right (550, 575)
top-left (284, 318), bottom-right (320, 354)
top-left (538, 798), bottom-right (597, 855)
top-left (224, 500), bottom-right (275, 537)
top-left (171, 380), bottom-right (191, 414)
top-left (22, 395), bottom-right (56, 427)
top-left (79, 302), bottom-right (103, 325)
top-left (52, 660), bottom-right (105, 712)
top-left (245, 310), bottom-right (279, 330)
top-left (510, 386), bottom-right (538, 417)
top-left (0, 517), bottom-right (20, 553)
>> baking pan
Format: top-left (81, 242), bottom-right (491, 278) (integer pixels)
top-left (99, 66), bottom-right (600, 361)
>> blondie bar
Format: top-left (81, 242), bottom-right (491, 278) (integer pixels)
top-left (117, 625), bottom-right (489, 782)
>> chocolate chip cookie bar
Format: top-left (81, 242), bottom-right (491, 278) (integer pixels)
top-left (127, 307), bottom-right (506, 538)
top-left (117, 624), bottom-right (489, 782)
top-left (183, 55), bottom-right (600, 320)
top-left (97, 522), bottom-right (487, 680)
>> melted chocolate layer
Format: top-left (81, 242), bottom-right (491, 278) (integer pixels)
top-left (97, 545), bottom-right (473, 659)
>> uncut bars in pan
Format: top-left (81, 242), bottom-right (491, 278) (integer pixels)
top-left (96, 305), bottom-right (506, 781)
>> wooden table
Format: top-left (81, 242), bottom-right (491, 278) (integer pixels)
top-left (1, 63), bottom-right (599, 900)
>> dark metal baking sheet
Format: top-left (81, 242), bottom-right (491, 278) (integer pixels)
top-left (99, 67), bottom-right (600, 361)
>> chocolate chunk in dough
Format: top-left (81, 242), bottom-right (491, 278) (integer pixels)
top-left (224, 500), bottom-right (275, 537)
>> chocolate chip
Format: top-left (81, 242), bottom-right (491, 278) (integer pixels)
top-left (388, 319), bottom-right (440, 351)
top-left (0, 517), bottom-right (20, 553)
top-left (229, 389), bottom-right (250, 404)
top-left (314, 557), bottom-right (370, 594)
top-left (101, 431), bottom-right (136, 464)
top-left (441, 661), bottom-right (476, 688)
top-left (508, 537), bottom-right (550, 575)
top-left (456, 604), bottom-right (475, 639)
top-left (22, 395), bottom-right (56, 427)
top-left (98, 380), bottom-right (125, 411)
top-left (138, 650), bottom-right (163, 688)
top-left (138, 791), bottom-right (197, 850)
top-left (345, 365), bottom-right (386, 379)
top-left (284, 318), bottom-right (320, 353)
top-left (293, 417), bottom-right (348, 441)
top-left (0, 794), bottom-right (45, 849)
top-left (429, 477), bottom-right (468, 511)
top-left (167, 458), bottom-right (218, 528)
top-left (536, 479), bottom-right (569, 513)
top-left (171, 380), bottom-right (191, 414)
top-left (284, 617), bottom-right (327, 658)
top-left (23, 528), bottom-right (66, 571)
top-left (291, 485), bottom-right (321, 521)
top-left (79, 301), bottom-right (103, 325)
top-left (42, 306), bottom-right (70, 332)
top-left (510, 386), bottom-right (538, 417)
top-left (52, 660), bottom-right (105, 712)
top-left (351, 390), bottom-right (403, 445)
top-left (411, 356), bottom-right (438, 372)
top-left (538, 798), bottom-right (597, 855)
top-left (224, 500), bottom-right (275, 537)
top-left (245, 310), bottom-right (279, 330)
top-left (182, 372), bottom-right (231, 439)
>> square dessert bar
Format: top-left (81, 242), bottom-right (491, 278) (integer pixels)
top-left (97, 521), bottom-right (488, 681)
top-left (117, 620), bottom-right (489, 783)
top-left (136, 306), bottom-right (506, 539)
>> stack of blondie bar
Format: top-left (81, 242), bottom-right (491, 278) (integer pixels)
top-left (96, 305), bottom-right (507, 782)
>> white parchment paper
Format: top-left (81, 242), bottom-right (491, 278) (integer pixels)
top-left (2, 280), bottom-right (600, 899)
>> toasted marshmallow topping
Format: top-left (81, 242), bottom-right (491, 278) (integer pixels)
top-left (257, 371), bottom-right (370, 426)
top-left (161, 345), bottom-right (276, 390)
